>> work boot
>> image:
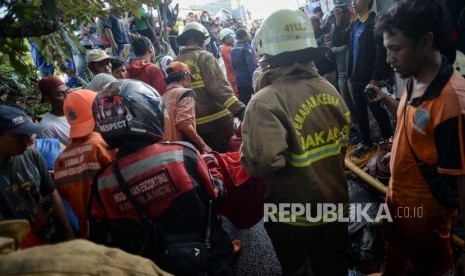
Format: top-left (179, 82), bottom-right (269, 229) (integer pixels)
top-left (353, 142), bottom-right (374, 158)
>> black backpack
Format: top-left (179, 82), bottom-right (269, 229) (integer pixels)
top-left (112, 160), bottom-right (211, 275)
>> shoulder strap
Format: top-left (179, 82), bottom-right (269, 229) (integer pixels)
top-left (112, 160), bottom-right (157, 229)
top-left (114, 156), bottom-right (213, 247)
top-left (161, 141), bottom-right (197, 152)
top-left (88, 162), bottom-right (112, 218)
top-left (178, 88), bottom-right (196, 103)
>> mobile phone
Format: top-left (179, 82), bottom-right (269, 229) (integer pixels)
top-left (324, 34), bottom-right (331, 44)
top-left (121, 44), bottom-right (131, 58)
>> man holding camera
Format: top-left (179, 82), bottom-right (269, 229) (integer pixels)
top-left (332, 0), bottom-right (393, 157)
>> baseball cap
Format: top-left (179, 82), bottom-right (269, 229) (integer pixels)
top-left (0, 105), bottom-right (46, 135)
top-left (87, 73), bottom-right (116, 92)
top-left (37, 76), bottom-right (66, 102)
top-left (63, 89), bottom-right (97, 139)
top-left (86, 49), bottom-right (111, 64)
top-left (165, 61), bottom-right (190, 80)
top-left (38, 76), bottom-right (65, 95)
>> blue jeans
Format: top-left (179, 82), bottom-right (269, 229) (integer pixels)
top-left (334, 47), bottom-right (356, 124)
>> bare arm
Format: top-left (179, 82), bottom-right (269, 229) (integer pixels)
top-left (176, 96), bottom-right (212, 154)
top-left (332, 9), bottom-right (350, 46)
top-left (50, 190), bottom-right (74, 241)
top-left (104, 27), bottom-right (117, 50)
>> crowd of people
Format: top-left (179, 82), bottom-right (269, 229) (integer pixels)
top-left (1, 0), bottom-right (465, 275)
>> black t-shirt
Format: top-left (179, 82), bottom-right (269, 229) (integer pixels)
top-left (0, 149), bottom-right (55, 223)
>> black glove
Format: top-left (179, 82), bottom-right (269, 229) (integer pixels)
top-left (211, 177), bottom-right (226, 210)
top-left (236, 108), bottom-right (245, 121)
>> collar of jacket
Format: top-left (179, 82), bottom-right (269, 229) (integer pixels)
top-left (256, 62), bottom-right (320, 91)
top-left (357, 11), bottom-right (370, 23)
top-left (166, 82), bottom-right (184, 90)
top-left (361, 11), bottom-right (376, 25)
top-left (179, 45), bottom-right (204, 53)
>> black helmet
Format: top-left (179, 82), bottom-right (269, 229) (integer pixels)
top-left (92, 79), bottom-right (165, 148)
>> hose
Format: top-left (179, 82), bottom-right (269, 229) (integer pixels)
top-left (344, 144), bottom-right (465, 249)
top-left (346, 144), bottom-right (380, 170)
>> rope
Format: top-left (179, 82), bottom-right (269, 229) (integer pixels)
top-left (345, 144), bottom-right (380, 169)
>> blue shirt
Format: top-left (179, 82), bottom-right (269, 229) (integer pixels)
top-left (101, 16), bottom-right (132, 46)
top-left (28, 39), bottom-right (81, 87)
top-left (352, 20), bottom-right (365, 72)
top-left (35, 138), bottom-right (62, 170)
top-left (231, 41), bottom-right (257, 87)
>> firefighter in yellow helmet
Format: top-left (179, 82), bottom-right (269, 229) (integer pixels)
top-left (175, 22), bottom-right (246, 152)
top-left (240, 9), bottom-right (351, 275)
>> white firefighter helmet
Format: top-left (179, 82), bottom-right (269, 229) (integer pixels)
top-left (177, 22), bottom-right (210, 46)
top-left (219, 28), bottom-right (235, 41)
top-left (256, 9), bottom-right (318, 57)
top-left (252, 27), bottom-right (263, 55)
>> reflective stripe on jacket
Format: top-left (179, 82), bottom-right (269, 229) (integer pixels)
top-left (240, 62), bottom-right (350, 227)
top-left (175, 46), bottom-right (245, 132)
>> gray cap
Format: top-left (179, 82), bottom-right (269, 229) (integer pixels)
top-left (87, 73), bottom-right (117, 92)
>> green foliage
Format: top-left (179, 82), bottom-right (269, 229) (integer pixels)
top-left (0, 0), bottom-right (59, 37)
top-left (0, 0), bottom-right (162, 115)
top-left (0, 45), bottom-right (49, 117)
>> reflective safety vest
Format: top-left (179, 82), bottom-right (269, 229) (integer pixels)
top-left (91, 142), bottom-right (218, 225)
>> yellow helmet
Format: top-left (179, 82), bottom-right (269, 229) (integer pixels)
top-left (257, 9), bottom-right (318, 56)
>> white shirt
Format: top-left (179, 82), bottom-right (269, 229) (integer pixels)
top-left (38, 113), bottom-right (70, 146)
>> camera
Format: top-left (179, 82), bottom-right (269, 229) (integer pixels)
top-left (366, 88), bottom-right (377, 100)
top-left (333, 3), bottom-right (347, 12)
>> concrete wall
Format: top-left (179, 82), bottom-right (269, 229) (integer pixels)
top-left (375, 0), bottom-right (394, 12)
